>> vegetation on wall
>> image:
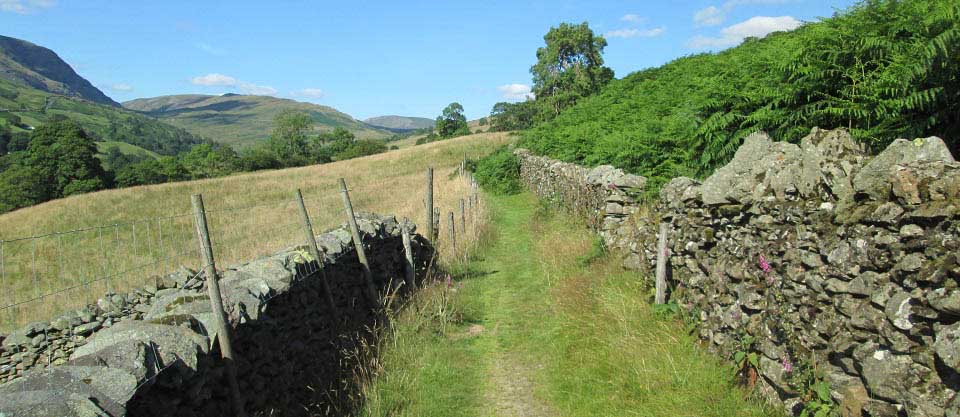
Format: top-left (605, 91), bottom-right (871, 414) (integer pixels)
top-left (518, 0), bottom-right (959, 191)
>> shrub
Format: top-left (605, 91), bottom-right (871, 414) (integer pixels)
top-left (474, 146), bottom-right (522, 195)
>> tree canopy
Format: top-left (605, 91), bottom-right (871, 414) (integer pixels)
top-left (435, 102), bottom-right (469, 138)
top-left (530, 22), bottom-right (614, 117)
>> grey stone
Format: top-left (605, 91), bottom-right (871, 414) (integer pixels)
top-left (885, 291), bottom-right (914, 330)
top-left (899, 224), bottom-right (924, 238)
top-left (853, 136), bottom-right (955, 201)
top-left (934, 322), bottom-right (960, 372)
top-left (73, 321), bottom-right (101, 335)
top-left (71, 322), bottom-right (209, 375)
top-left (928, 288), bottom-right (960, 316)
top-left (860, 348), bottom-right (914, 401)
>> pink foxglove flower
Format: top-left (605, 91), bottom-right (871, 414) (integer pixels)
top-left (758, 254), bottom-right (771, 274)
top-left (781, 357), bottom-right (793, 373)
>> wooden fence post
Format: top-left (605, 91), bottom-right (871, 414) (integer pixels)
top-left (190, 194), bottom-right (246, 417)
top-left (400, 218), bottom-right (416, 289)
top-left (459, 199), bottom-right (466, 233)
top-left (433, 207), bottom-right (440, 241)
top-left (448, 211), bottom-right (457, 260)
top-left (655, 222), bottom-right (669, 305)
top-left (339, 178), bottom-right (380, 305)
top-left (425, 168), bottom-right (434, 242)
top-left (295, 189), bottom-right (339, 320)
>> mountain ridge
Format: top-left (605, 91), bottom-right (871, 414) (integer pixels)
top-left (123, 94), bottom-right (391, 148)
top-left (0, 35), bottom-right (119, 106)
top-left (363, 115), bottom-right (433, 132)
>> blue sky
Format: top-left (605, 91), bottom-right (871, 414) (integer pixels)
top-left (1, 0), bottom-right (857, 120)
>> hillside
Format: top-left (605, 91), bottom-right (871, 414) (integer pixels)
top-left (363, 115), bottom-right (434, 132)
top-left (0, 35), bottom-right (118, 106)
top-left (519, 0), bottom-right (959, 191)
top-left (0, 131), bottom-right (511, 329)
top-left (0, 77), bottom-right (201, 155)
top-left (124, 94), bottom-right (392, 149)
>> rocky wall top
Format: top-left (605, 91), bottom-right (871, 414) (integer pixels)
top-left (0, 213), bottom-right (431, 416)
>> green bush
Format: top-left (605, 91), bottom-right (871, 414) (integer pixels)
top-left (474, 146), bottom-right (522, 195)
top-left (520, 0), bottom-right (960, 192)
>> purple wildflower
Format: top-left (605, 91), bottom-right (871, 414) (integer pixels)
top-left (781, 356), bottom-right (793, 373)
top-left (445, 274), bottom-right (453, 288)
top-left (607, 183), bottom-right (619, 190)
top-left (758, 254), bottom-right (771, 274)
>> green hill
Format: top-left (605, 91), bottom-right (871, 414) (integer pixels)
top-left (0, 77), bottom-right (202, 155)
top-left (363, 115), bottom-right (434, 132)
top-left (519, 0), bottom-right (959, 191)
top-left (94, 141), bottom-right (160, 170)
top-left (0, 35), bottom-right (119, 106)
top-left (123, 94), bottom-right (392, 149)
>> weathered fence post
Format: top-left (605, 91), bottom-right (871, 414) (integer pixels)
top-left (295, 189), bottom-right (339, 320)
top-left (339, 178), bottom-right (380, 305)
top-left (448, 211), bottom-right (457, 260)
top-left (400, 218), bottom-right (416, 289)
top-left (425, 168), bottom-right (434, 242)
top-left (190, 194), bottom-right (246, 417)
top-left (459, 199), bottom-right (466, 233)
top-left (433, 207), bottom-right (440, 241)
top-left (655, 222), bottom-right (669, 305)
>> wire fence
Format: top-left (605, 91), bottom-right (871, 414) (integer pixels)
top-left (0, 166), bottom-right (478, 334)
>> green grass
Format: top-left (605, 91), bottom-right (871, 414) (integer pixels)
top-left (358, 193), bottom-right (780, 417)
top-left (94, 141), bottom-right (161, 169)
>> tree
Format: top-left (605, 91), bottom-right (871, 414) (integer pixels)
top-left (0, 156), bottom-right (45, 212)
top-left (0, 124), bottom-right (9, 155)
top-left (27, 119), bottom-right (109, 198)
top-left (269, 111), bottom-right (313, 164)
top-left (180, 143), bottom-right (240, 179)
top-left (333, 139), bottom-right (388, 160)
top-left (489, 101), bottom-right (539, 131)
top-left (435, 102), bottom-right (469, 138)
top-left (530, 22), bottom-right (614, 117)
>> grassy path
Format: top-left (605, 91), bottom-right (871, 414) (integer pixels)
top-left (359, 193), bottom-right (779, 417)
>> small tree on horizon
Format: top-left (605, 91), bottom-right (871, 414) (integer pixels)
top-left (435, 102), bottom-right (469, 138)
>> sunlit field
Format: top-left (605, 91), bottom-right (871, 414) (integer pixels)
top-left (0, 132), bottom-right (512, 331)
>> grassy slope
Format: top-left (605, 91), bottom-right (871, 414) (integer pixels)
top-left (0, 132), bottom-right (512, 330)
top-left (123, 94), bottom-right (391, 149)
top-left (94, 141), bottom-right (161, 170)
top-left (0, 78), bottom-right (200, 155)
top-left (360, 193), bottom-right (778, 417)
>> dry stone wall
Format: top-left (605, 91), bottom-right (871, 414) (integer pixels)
top-left (514, 127), bottom-right (960, 417)
top-left (0, 213), bottom-right (433, 417)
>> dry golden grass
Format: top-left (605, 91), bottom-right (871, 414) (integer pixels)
top-left (0, 132), bottom-right (512, 331)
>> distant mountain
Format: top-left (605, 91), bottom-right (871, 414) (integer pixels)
top-left (363, 115), bottom-right (434, 132)
top-left (0, 35), bottom-right (119, 106)
top-left (124, 94), bottom-right (392, 149)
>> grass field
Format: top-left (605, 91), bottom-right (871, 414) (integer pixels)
top-left (94, 141), bottom-right (161, 169)
top-left (0, 131), bottom-right (512, 331)
top-left (357, 193), bottom-right (779, 417)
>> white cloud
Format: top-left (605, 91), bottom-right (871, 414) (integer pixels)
top-left (237, 82), bottom-right (277, 96)
top-left (190, 73), bottom-right (277, 96)
top-left (694, 6), bottom-right (724, 26)
top-left (497, 84), bottom-right (534, 101)
top-left (293, 88), bottom-right (325, 99)
top-left (620, 14), bottom-right (646, 23)
top-left (109, 83), bottom-right (134, 92)
top-left (191, 73), bottom-right (238, 86)
top-left (606, 27), bottom-right (665, 39)
top-left (0, 0), bottom-right (55, 14)
top-left (687, 15), bottom-right (801, 49)
top-left (693, 0), bottom-right (793, 26)
top-left (196, 42), bottom-right (227, 56)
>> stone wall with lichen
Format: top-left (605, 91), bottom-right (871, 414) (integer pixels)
top-left (516, 128), bottom-right (960, 417)
top-left (0, 213), bottom-right (432, 417)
